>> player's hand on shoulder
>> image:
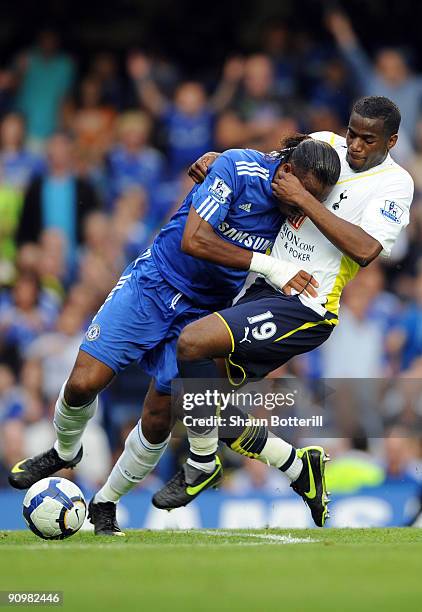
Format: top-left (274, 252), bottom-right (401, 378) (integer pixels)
top-left (272, 172), bottom-right (308, 208)
top-left (188, 152), bottom-right (221, 183)
top-left (282, 270), bottom-right (319, 299)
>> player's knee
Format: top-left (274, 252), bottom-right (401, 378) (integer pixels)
top-left (142, 406), bottom-right (171, 442)
top-left (65, 368), bottom-right (100, 406)
top-left (177, 326), bottom-right (205, 361)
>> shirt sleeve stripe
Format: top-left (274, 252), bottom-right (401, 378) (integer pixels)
top-left (235, 161), bottom-right (269, 170)
top-left (195, 196), bottom-right (211, 215)
top-left (203, 202), bottom-right (220, 222)
top-left (237, 170), bottom-right (270, 179)
top-left (199, 199), bottom-right (218, 219)
top-left (235, 162), bottom-right (269, 175)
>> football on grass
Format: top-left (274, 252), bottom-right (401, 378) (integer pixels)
top-left (23, 477), bottom-right (86, 540)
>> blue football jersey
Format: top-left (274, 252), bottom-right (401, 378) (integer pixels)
top-left (152, 149), bottom-right (285, 309)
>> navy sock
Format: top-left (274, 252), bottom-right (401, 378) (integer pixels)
top-left (177, 358), bottom-right (219, 380)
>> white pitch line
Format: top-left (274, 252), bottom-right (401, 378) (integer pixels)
top-left (202, 530), bottom-right (319, 544)
top-left (0, 531), bottom-right (319, 550)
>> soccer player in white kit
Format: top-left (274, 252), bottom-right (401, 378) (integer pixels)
top-left (153, 96), bottom-right (414, 526)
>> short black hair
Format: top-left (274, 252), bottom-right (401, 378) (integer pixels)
top-left (290, 138), bottom-right (341, 187)
top-left (273, 133), bottom-right (340, 187)
top-left (352, 96), bottom-right (401, 137)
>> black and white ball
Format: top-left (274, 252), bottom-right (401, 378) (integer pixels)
top-left (23, 477), bottom-right (86, 540)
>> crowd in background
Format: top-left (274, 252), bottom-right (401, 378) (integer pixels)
top-left (0, 11), bottom-right (422, 496)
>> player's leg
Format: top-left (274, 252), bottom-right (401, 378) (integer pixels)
top-left (151, 313), bottom-right (230, 509)
top-left (88, 382), bottom-right (172, 535)
top-left (152, 308), bottom-right (290, 510)
top-left (178, 312), bottom-right (232, 469)
top-left (94, 382), bottom-right (172, 505)
top-left (215, 289), bottom-right (336, 526)
top-left (155, 283), bottom-right (335, 525)
top-left (88, 271), bottom-right (212, 535)
top-left (8, 349), bottom-right (115, 490)
top-left (10, 255), bottom-right (175, 510)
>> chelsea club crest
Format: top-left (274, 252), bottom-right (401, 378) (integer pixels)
top-left (85, 323), bottom-right (101, 341)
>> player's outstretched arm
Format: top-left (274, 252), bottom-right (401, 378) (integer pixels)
top-left (272, 172), bottom-right (382, 267)
top-left (182, 207), bottom-right (319, 297)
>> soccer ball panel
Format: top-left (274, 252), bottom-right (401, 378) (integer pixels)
top-left (63, 500), bottom-right (86, 531)
top-left (22, 477), bottom-right (86, 540)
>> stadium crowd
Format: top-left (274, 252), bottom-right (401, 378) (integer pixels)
top-left (0, 13), bottom-right (421, 494)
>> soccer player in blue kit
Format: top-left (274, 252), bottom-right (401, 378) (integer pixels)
top-left (9, 135), bottom-right (341, 535)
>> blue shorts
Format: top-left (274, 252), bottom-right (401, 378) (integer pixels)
top-left (80, 251), bottom-right (210, 394)
top-left (216, 279), bottom-right (338, 385)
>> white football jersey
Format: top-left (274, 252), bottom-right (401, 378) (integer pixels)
top-left (271, 131), bottom-right (414, 317)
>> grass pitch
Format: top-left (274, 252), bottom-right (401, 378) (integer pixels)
top-left (0, 528), bottom-right (420, 611)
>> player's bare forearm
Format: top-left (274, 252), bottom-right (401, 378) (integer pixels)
top-left (182, 208), bottom-right (252, 269)
top-left (181, 208), bottom-right (319, 297)
top-left (299, 193), bottom-right (382, 267)
top-left (271, 173), bottom-right (382, 267)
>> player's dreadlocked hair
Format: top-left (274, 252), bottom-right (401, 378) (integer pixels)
top-left (274, 133), bottom-right (341, 187)
top-left (352, 96), bottom-right (401, 137)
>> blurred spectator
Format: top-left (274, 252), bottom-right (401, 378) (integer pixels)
top-left (89, 52), bottom-right (124, 110)
top-left (131, 52), bottom-right (242, 175)
top-left (15, 30), bottom-right (75, 149)
top-left (262, 22), bottom-right (297, 99)
top-left (326, 11), bottom-right (422, 142)
top-left (325, 436), bottom-right (384, 493)
top-left (0, 365), bottom-right (25, 476)
top-left (65, 76), bottom-right (116, 169)
top-left (307, 106), bottom-right (344, 136)
top-left (386, 271), bottom-right (422, 371)
top-left (407, 120), bottom-right (422, 192)
top-left (0, 69), bottom-right (15, 118)
top-left (0, 271), bottom-right (57, 356)
top-left (17, 133), bottom-right (98, 256)
top-left (125, 50), bottom-right (180, 108)
top-left (216, 54), bottom-right (289, 150)
top-left (322, 279), bottom-right (384, 378)
top-left (106, 111), bottom-right (164, 217)
top-left (19, 358), bottom-right (55, 458)
top-left (38, 229), bottom-right (68, 299)
top-left (0, 113), bottom-right (43, 189)
top-left (359, 262), bottom-right (403, 368)
top-left (383, 427), bottom-right (420, 483)
top-left (111, 188), bottom-right (151, 263)
top-left (0, 114), bottom-right (43, 266)
top-left (309, 58), bottom-right (354, 125)
top-left (79, 211), bottom-right (124, 282)
top-left (381, 377), bottom-right (422, 431)
top-left (238, 54), bottom-right (285, 122)
top-left (26, 304), bottom-right (85, 403)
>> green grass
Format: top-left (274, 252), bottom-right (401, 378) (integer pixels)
top-left (0, 528), bottom-right (421, 611)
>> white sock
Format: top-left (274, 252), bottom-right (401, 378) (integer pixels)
top-left (53, 381), bottom-right (97, 461)
top-left (94, 421), bottom-right (170, 503)
top-left (187, 429), bottom-right (218, 474)
top-left (186, 458), bottom-right (216, 473)
top-left (258, 434), bottom-right (303, 482)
